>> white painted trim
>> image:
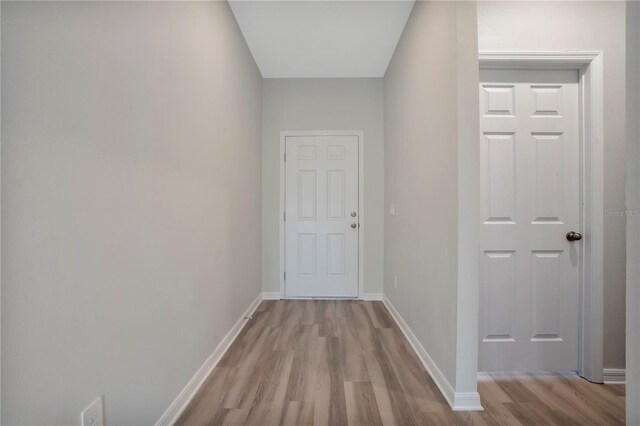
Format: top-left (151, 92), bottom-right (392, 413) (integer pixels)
top-left (478, 51), bottom-right (605, 383)
top-left (0, 3), bottom-right (3, 418)
top-left (155, 294), bottom-right (263, 426)
top-left (579, 53), bottom-right (605, 384)
top-left (453, 392), bottom-right (484, 411)
top-left (382, 295), bottom-right (484, 411)
top-left (625, 5), bottom-right (640, 424)
top-left (282, 297), bottom-right (358, 301)
top-left (602, 368), bottom-right (626, 384)
top-left (262, 292), bottom-right (281, 300)
top-left (479, 51), bottom-right (602, 69)
top-left (363, 293), bottom-right (383, 301)
top-left (279, 130), bottom-right (365, 300)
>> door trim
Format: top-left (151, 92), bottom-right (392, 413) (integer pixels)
top-left (478, 51), bottom-right (604, 382)
top-left (279, 130), bottom-right (365, 300)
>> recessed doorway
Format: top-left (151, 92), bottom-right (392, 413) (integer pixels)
top-left (279, 130), bottom-right (364, 298)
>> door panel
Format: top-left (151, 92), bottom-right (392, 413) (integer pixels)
top-left (479, 69), bottom-right (580, 372)
top-left (327, 170), bottom-right (345, 220)
top-left (532, 133), bottom-right (563, 222)
top-left (298, 234), bottom-right (317, 276)
top-left (285, 135), bottom-right (359, 298)
top-left (531, 250), bottom-right (563, 340)
top-left (298, 171), bottom-right (317, 220)
top-left (327, 234), bottom-right (345, 277)
top-left (482, 250), bottom-right (516, 342)
top-left (483, 133), bottom-right (516, 223)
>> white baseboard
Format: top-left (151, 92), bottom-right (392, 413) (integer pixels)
top-left (452, 392), bottom-right (484, 411)
top-left (262, 292), bottom-right (281, 300)
top-left (382, 295), bottom-right (483, 412)
top-left (155, 294), bottom-right (263, 425)
top-left (602, 368), bottom-right (626, 384)
top-left (261, 292), bottom-right (382, 301)
top-left (363, 293), bottom-right (383, 301)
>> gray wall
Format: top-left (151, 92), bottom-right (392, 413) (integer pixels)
top-left (1, 2), bottom-right (262, 424)
top-left (477, 0), bottom-right (627, 370)
top-left (626, 1), bottom-right (640, 423)
top-left (384, 1), bottom-right (480, 392)
top-left (261, 78), bottom-right (385, 296)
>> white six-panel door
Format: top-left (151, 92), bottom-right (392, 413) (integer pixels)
top-left (285, 135), bottom-right (359, 298)
top-left (479, 69), bottom-right (581, 371)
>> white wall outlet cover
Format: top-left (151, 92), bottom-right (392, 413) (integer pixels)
top-left (81, 397), bottom-right (104, 426)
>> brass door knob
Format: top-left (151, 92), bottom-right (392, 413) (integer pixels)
top-left (351, 223), bottom-right (357, 229)
top-left (566, 231), bottom-right (583, 242)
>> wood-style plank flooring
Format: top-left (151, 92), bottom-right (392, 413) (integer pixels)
top-left (177, 300), bottom-right (625, 425)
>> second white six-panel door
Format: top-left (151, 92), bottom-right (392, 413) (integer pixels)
top-left (285, 134), bottom-right (359, 298)
top-left (479, 69), bottom-right (581, 372)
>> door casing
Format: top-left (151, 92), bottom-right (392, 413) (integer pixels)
top-left (279, 130), bottom-right (365, 300)
top-left (478, 52), bottom-right (604, 383)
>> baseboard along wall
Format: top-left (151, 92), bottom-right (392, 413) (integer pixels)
top-left (262, 292), bottom-right (382, 301)
top-left (155, 294), bottom-right (263, 425)
top-left (261, 292), bottom-right (281, 300)
top-left (382, 295), bottom-right (483, 412)
top-left (602, 368), bottom-right (626, 384)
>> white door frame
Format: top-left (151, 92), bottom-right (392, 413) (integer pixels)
top-left (279, 130), bottom-right (365, 300)
top-left (478, 51), bottom-right (604, 382)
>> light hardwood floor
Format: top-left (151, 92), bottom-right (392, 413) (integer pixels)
top-left (176, 300), bottom-right (625, 425)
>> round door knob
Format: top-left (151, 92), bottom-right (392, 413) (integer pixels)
top-left (566, 231), bottom-right (583, 242)
top-left (351, 223), bottom-right (357, 229)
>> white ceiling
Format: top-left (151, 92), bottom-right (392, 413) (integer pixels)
top-left (229, 1), bottom-right (415, 78)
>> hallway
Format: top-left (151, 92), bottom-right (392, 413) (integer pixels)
top-left (176, 300), bottom-right (625, 425)
top-left (2, 1), bottom-right (638, 423)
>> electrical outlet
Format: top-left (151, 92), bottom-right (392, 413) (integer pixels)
top-left (390, 204), bottom-right (395, 217)
top-left (394, 275), bottom-right (398, 289)
top-left (81, 397), bottom-right (104, 426)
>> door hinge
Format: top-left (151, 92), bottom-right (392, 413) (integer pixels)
top-left (284, 152), bottom-right (286, 162)
top-left (284, 271), bottom-right (286, 280)
top-left (284, 212), bottom-right (286, 221)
